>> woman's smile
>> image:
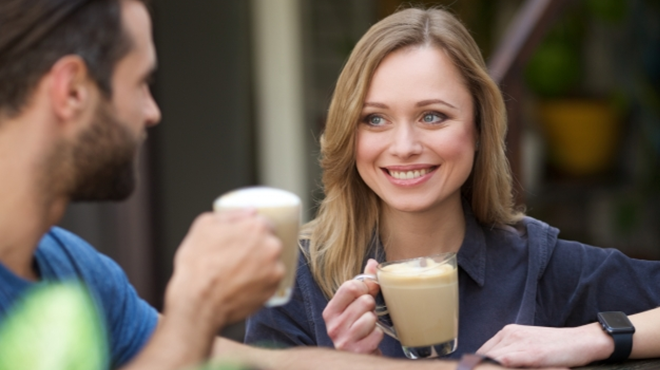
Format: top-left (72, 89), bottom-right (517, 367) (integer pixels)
top-left (382, 165), bottom-right (439, 185)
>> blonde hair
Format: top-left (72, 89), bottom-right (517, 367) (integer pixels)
top-left (303, 7), bottom-right (523, 299)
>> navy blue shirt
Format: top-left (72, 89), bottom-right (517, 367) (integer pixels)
top-left (245, 208), bottom-right (660, 359)
top-left (0, 227), bottom-right (158, 368)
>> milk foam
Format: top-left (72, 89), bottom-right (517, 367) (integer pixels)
top-left (214, 186), bottom-right (301, 208)
top-left (381, 258), bottom-right (453, 276)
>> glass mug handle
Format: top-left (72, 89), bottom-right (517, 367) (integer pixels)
top-left (353, 274), bottom-right (398, 340)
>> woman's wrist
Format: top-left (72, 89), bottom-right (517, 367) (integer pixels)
top-left (578, 322), bottom-right (615, 363)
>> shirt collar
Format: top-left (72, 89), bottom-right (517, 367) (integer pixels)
top-left (366, 200), bottom-right (488, 287)
top-left (457, 204), bottom-right (487, 287)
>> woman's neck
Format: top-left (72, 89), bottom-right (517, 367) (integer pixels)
top-left (379, 196), bottom-right (465, 261)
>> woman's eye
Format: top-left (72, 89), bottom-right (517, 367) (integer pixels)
top-left (422, 113), bottom-right (444, 123)
top-left (366, 115), bottom-right (385, 125)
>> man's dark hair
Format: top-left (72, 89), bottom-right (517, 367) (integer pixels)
top-left (0, 0), bottom-right (136, 117)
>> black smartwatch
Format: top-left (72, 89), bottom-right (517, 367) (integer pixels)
top-left (597, 311), bottom-right (635, 362)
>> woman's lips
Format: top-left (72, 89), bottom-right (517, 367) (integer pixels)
top-left (381, 166), bottom-right (438, 185)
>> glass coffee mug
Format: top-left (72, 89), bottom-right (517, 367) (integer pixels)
top-left (213, 186), bottom-right (301, 307)
top-left (355, 253), bottom-right (458, 359)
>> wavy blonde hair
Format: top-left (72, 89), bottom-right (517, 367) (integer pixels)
top-left (302, 7), bottom-right (524, 299)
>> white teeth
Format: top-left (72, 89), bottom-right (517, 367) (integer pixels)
top-left (389, 168), bottom-right (431, 179)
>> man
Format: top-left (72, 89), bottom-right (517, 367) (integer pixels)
top-left (0, 0), bottom-right (507, 369)
top-left (0, 0), bottom-right (284, 368)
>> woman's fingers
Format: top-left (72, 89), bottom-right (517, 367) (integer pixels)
top-left (352, 317), bottom-right (384, 354)
top-left (362, 259), bottom-right (380, 296)
top-left (477, 328), bottom-right (503, 354)
top-left (348, 307), bottom-right (379, 339)
top-left (323, 280), bottom-right (370, 320)
top-left (323, 278), bottom-right (383, 355)
top-left (334, 310), bottom-right (382, 353)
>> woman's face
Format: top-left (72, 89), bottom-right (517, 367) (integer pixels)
top-left (355, 46), bottom-right (477, 214)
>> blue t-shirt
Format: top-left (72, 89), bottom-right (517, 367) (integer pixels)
top-left (245, 207), bottom-right (660, 358)
top-left (0, 227), bottom-right (158, 368)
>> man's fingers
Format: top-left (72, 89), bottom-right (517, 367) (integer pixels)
top-left (214, 208), bottom-right (257, 221)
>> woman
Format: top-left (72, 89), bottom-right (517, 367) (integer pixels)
top-left (245, 7), bottom-right (660, 368)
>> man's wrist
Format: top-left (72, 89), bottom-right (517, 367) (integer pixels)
top-left (164, 273), bottom-right (229, 336)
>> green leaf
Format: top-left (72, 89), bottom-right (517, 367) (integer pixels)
top-left (0, 282), bottom-right (108, 370)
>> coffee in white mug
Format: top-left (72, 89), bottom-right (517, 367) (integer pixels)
top-left (213, 186), bottom-right (301, 307)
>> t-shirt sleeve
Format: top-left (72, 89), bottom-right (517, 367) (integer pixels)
top-left (94, 254), bottom-right (158, 368)
top-left (537, 239), bottom-right (660, 327)
top-left (42, 228), bottom-right (158, 369)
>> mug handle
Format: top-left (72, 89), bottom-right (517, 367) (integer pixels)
top-left (353, 274), bottom-right (398, 340)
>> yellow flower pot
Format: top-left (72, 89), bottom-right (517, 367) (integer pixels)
top-left (538, 99), bottom-right (622, 176)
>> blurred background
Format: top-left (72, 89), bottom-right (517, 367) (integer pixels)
top-left (58, 0), bottom-right (660, 340)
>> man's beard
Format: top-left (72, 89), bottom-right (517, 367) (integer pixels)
top-left (67, 100), bottom-right (141, 202)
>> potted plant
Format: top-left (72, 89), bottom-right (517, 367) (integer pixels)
top-left (525, 0), bottom-right (627, 177)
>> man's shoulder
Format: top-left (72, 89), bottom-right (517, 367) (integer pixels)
top-left (41, 226), bottom-right (91, 247)
top-left (40, 226), bottom-right (95, 251)
top-left (36, 227), bottom-right (115, 280)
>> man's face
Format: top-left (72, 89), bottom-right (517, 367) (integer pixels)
top-left (69, 0), bottom-right (160, 201)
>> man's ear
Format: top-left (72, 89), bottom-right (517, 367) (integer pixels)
top-left (47, 55), bottom-right (95, 122)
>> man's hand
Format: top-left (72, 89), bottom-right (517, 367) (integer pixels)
top-left (122, 209), bottom-right (285, 370)
top-left (322, 259), bottom-right (383, 355)
top-left (164, 209), bottom-right (285, 336)
top-left (477, 323), bottom-right (612, 368)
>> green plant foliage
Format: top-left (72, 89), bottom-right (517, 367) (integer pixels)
top-left (586, 0), bottom-right (627, 23)
top-left (525, 6), bottom-right (585, 99)
top-left (525, 41), bottom-right (581, 98)
top-left (0, 282), bottom-right (108, 370)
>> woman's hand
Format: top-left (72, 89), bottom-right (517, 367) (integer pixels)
top-left (322, 259), bottom-right (383, 355)
top-left (477, 323), bottom-right (612, 368)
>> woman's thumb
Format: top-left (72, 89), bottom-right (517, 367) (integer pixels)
top-left (364, 258), bottom-right (378, 275)
top-left (363, 259), bottom-right (380, 296)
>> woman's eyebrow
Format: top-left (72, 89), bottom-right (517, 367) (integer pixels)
top-left (363, 99), bottom-right (458, 109)
top-left (416, 99), bottom-right (457, 109)
top-left (363, 102), bottom-right (389, 109)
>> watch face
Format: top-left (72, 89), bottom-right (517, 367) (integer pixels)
top-left (598, 312), bottom-right (635, 334)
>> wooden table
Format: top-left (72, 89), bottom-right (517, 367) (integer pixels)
top-left (574, 359), bottom-right (660, 369)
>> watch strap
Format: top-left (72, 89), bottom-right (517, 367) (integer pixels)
top-left (607, 331), bottom-right (634, 362)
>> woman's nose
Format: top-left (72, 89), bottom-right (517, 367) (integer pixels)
top-left (388, 123), bottom-right (423, 158)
